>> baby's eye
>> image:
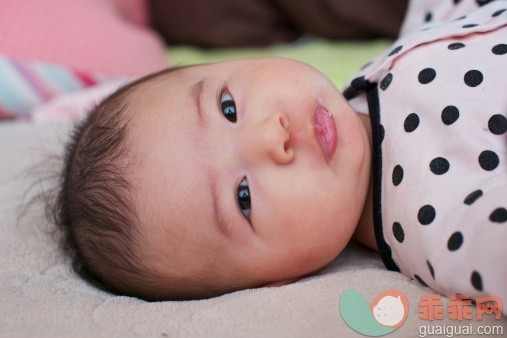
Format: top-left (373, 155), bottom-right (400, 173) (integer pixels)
top-left (237, 178), bottom-right (251, 220)
top-left (220, 91), bottom-right (237, 123)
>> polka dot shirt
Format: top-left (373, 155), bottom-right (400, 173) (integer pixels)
top-left (344, 0), bottom-right (507, 306)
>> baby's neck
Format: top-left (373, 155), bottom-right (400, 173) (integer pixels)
top-left (352, 114), bottom-right (377, 251)
top-left (353, 173), bottom-right (376, 250)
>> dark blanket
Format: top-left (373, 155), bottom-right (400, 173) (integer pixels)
top-left (148, 0), bottom-right (408, 47)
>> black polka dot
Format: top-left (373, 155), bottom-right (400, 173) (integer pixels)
top-left (464, 189), bottom-right (483, 205)
top-left (418, 68), bottom-right (436, 84)
top-left (418, 205), bottom-right (436, 225)
top-left (490, 208), bottom-right (507, 223)
top-left (392, 165), bottom-right (404, 186)
top-left (389, 46), bottom-right (403, 56)
top-left (392, 222), bottom-right (405, 243)
top-left (492, 44), bottom-right (507, 55)
top-left (430, 157), bottom-right (450, 175)
top-left (488, 114), bottom-right (507, 135)
top-left (426, 260), bottom-right (435, 279)
top-left (477, 0), bottom-right (493, 6)
top-left (448, 42), bottom-right (465, 50)
top-left (414, 274), bottom-right (428, 287)
top-left (462, 23), bottom-right (478, 28)
top-left (425, 12), bottom-right (433, 22)
top-left (478, 150), bottom-right (499, 171)
top-left (380, 124), bottom-right (385, 142)
top-left (441, 105), bottom-right (460, 125)
top-left (492, 9), bottom-right (506, 17)
top-left (456, 15), bottom-right (467, 21)
top-left (471, 271), bottom-right (483, 291)
top-left (380, 73), bottom-right (393, 90)
top-left (464, 70), bottom-right (483, 87)
top-left (404, 113), bottom-right (420, 132)
top-left (454, 0), bottom-right (462, 4)
top-left (447, 232), bottom-right (464, 251)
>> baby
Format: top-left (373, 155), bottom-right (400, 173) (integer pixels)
top-left (52, 1), bottom-right (506, 303)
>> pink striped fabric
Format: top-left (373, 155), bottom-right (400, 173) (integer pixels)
top-left (0, 55), bottom-right (123, 120)
top-left (10, 58), bottom-right (56, 101)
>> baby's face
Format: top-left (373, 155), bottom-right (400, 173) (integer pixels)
top-left (129, 58), bottom-right (371, 292)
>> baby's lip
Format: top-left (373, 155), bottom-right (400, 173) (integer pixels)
top-left (313, 105), bottom-right (337, 161)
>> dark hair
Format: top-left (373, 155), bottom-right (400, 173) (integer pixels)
top-left (50, 69), bottom-right (182, 300)
top-left (52, 83), bottom-right (143, 296)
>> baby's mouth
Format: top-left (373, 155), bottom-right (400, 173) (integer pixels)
top-left (313, 105), bottom-right (337, 161)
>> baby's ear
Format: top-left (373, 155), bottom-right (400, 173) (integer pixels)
top-left (263, 277), bottom-right (299, 287)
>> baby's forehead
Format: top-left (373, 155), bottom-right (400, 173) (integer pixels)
top-left (136, 66), bottom-right (196, 91)
top-left (121, 67), bottom-right (197, 121)
top-left (128, 63), bottom-right (210, 99)
top-left (124, 67), bottom-right (210, 225)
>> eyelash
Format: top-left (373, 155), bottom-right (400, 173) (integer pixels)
top-left (218, 87), bottom-right (252, 222)
top-left (237, 178), bottom-right (251, 221)
top-left (219, 86), bottom-right (237, 123)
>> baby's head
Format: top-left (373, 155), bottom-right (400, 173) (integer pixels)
top-left (54, 58), bottom-right (372, 301)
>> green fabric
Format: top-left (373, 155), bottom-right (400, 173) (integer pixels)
top-left (169, 38), bottom-right (391, 90)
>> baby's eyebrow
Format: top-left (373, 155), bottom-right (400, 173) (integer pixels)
top-left (191, 79), bottom-right (205, 128)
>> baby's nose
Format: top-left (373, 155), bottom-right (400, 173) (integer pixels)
top-left (242, 113), bottom-right (294, 165)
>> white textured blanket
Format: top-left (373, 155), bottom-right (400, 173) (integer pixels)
top-left (1, 121), bottom-right (505, 337)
